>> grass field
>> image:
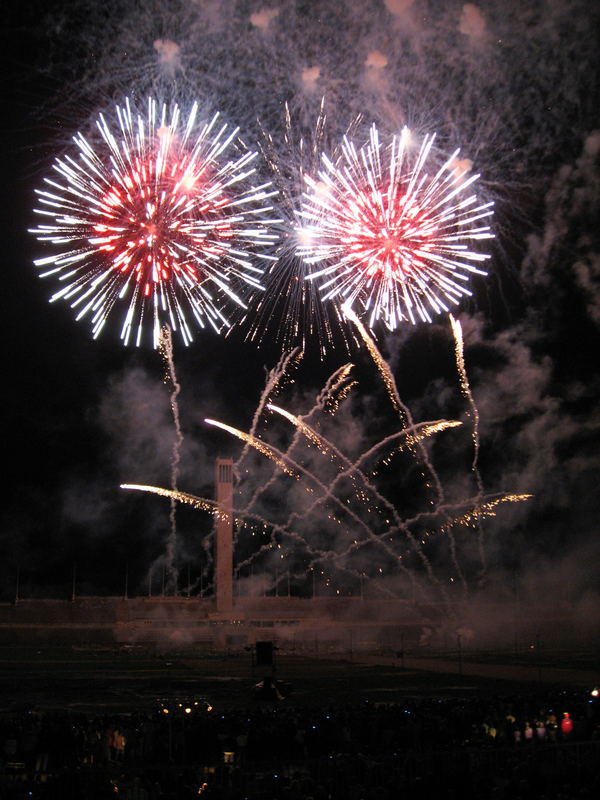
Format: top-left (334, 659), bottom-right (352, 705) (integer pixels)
top-left (1, 643), bottom-right (597, 713)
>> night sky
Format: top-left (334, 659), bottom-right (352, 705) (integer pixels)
top-left (2, 0), bottom-right (599, 616)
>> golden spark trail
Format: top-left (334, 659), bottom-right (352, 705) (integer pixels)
top-left (344, 302), bottom-right (448, 504)
top-left (159, 325), bottom-right (183, 593)
top-left (343, 304), bottom-right (404, 419)
top-left (205, 419), bottom-right (299, 478)
top-left (121, 484), bottom-right (223, 517)
top-left (430, 493), bottom-right (533, 540)
top-left (235, 348), bottom-right (302, 472)
top-left (328, 377), bottom-right (357, 412)
top-left (208, 416), bottom-right (414, 574)
top-left (238, 358), bottom-right (352, 519)
top-left (267, 404), bottom-right (324, 449)
top-left (478, 493), bottom-right (533, 512)
top-left (316, 362), bottom-right (356, 413)
top-left (449, 315), bottom-right (482, 491)
top-left (121, 484), bottom-right (314, 588)
top-left (449, 314), bottom-right (487, 574)
top-left (268, 402), bottom-right (462, 595)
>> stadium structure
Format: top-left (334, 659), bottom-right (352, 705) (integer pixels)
top-left (0, 460), bottom-right (579, 652)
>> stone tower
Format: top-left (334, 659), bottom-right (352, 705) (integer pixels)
top-left (214, 458), bottom-right (233, 612)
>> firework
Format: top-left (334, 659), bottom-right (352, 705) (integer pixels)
top-left (30, 97), bottom-right (278, 347)
top-left (449, 314), bottom-right (487, 573)
top-left (204, 418), bottom-right (300, 480)
top-left (124, 339), bottom-right (531, 605)
top-left (158, 325), bottom-right (183, 591)
top-left (297, 125), bottom-right (494, 330)
top-left (243, 102), bottom-right (361, 356)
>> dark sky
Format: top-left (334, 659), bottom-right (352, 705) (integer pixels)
top-left (2, 0), bottom-right (599, 607)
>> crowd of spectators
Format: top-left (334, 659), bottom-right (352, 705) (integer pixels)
top-left (0, 689), bottom-right (598, 799)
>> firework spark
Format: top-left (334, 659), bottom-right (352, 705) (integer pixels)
top-left (243, 101), bottom-right (362, 356)
top-left (158, 325), bottom-right (183, 592)
top-left (30, 96), bottom-right (278, 347)
top-left (297, 125), bottom-right (494, 330)
top-left (449, 315), bottom-right (482, 487)
top-left (344, 302), bottom-right (446, 510)
top-left (121, 483), bottom-right (226, 519)
top-left (204, 418), bottom-right (300, 479)
top-left (123, 327), bottom-right (530, 604)
top-left (342, 303), bottom-right (405, 419)
top-left (207, 342), bottom-right (529, 602)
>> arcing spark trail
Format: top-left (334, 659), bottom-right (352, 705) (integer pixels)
top-left (122, 329), bottom-right (530, 602)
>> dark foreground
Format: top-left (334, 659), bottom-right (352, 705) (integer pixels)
top-left (0, 646), bottom-right (598, 799)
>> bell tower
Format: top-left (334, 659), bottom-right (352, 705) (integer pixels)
top-left (214, 458), bottom-right (233, 612)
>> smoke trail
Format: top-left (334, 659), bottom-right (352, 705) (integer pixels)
top-left (207, 415), bottom-right (424, 574)
top-left (266, 405), bottom-right (458, 598)
top-left (342, 304), bottom-right (473, 589)
top-left (234, 347), bottom-right (302, 473)
top-left (122, 322), bottom-right (531, 606)
top-left (342, 304), bottom-right (406, 421)
top-left (449, 315), bottom-right (487, 577)
top-left (233, 349), bottom-right (307, 520)
top-left (159, 325), bottom-right (183, 594)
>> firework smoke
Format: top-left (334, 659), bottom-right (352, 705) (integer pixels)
top-left (124, 337), bottom-right (530, 605)
top-left (37, 0), bottom-right (596, 197)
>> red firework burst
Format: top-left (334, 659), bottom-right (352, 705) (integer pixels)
top-left (297, 125), bottom-right (494, 329)
top-left (31, 97), bottom-right (277, 346)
